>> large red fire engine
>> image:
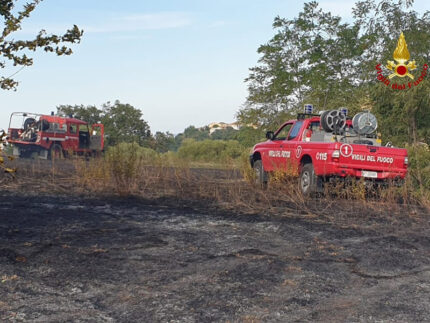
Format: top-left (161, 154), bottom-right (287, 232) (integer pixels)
top-left (250, 106), bottom-right (408, 195)
top-left (8, 112), bottom-right (104, 159)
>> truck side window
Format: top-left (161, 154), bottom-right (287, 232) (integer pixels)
top-left (273, 124), bottom-right (292, 141)
top-left (288, 121), bottom-right (303, 140)
top-left (46, 122), bottom-right (61, 133)
top-left (69, 124), bottom-right (77, 134)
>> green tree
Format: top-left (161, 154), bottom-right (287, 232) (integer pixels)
top-left (183, 125), bottom-right (210, 141)
top-left (101, 101), bottom-right (152, 147)
top-left (0, 0), bottom-right (83, 90)
top-left (373, 80), bottom-right (430, 146)
top-left (57, 105), bottom-right (102, 125)
top-left (211, 127), bottom-right (238, 141)
top-left (359, 0), bottom-right (430, 146)
top-left (240, 1), bottom-right (362, 128)
top-left (153, 131), bottom-right (177, 153)
top-left (236, 126), bottom-right (265, 148)
top-left (173, 133), bottom-right (184, 151)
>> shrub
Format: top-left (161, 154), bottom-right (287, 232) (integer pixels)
top-left (407, 144), bottom-right (430, 195)
top-left (105, 142), bottom-right (159, 195)
top-left (177, 139), bottom-right (245, 162)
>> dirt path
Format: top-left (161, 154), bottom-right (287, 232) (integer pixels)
top-left (1, 192), bottom-right (429, 322)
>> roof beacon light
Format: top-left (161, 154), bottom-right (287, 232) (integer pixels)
top-left (304, 104), bottom-right (313, 114)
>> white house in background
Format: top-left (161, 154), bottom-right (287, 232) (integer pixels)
top-left (207, 122), bottom-right (240, 134)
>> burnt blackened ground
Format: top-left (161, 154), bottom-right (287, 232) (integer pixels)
top-left (0, 191), bottom-right (430, 322)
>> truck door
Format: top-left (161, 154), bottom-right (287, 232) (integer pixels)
top-left (284, 121), bottom-right (304, 175)
top-left (264, 122), bottom-right (293, 171)
top-left (67, 123), bottom-right (79, 152)
top-left (90, 124), bottom-right (104, 151)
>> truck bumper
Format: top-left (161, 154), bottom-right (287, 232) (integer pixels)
top-left (318, 163), bottom-right (407, 181)
top-left (327, 175), bottom-right (405, 187)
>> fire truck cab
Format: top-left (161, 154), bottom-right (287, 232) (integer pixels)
top-left (8, 112), bottom-right (104, 159)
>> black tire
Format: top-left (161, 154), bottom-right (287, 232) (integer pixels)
top-left (253, 160), bottom-right (268, 187)
top-left (320, 111), bottom-right (331, 132)
top-left (50, 144), bottom-right (64, 160)
top-left (299, 163), bottom-right (317, 196)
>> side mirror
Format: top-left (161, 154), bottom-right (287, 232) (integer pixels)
top-left (266, 131), bottom-right (274, 140)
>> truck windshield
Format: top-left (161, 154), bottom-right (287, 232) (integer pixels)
top-left (288, 121), bottom-right (303, 140)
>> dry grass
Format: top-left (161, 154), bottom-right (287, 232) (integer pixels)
top-left (1, 147), bottom-right (428, 219)
top-left (71, 150), bottom-right (307, 213)
top-left (69, 149), bottom-right (429, 219)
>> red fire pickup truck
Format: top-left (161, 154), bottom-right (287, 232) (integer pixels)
top-left (250, 109), bottom-right (408, 195)
top-left (8, 112), bottom-right (104, 159)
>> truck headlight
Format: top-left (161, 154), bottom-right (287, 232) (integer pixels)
top-left (404, 157), bottom-right (408, 165)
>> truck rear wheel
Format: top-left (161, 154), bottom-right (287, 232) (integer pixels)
top-left (253, 160), bottom-right (268, 187)
top-left (299, 163), bottom-right (317, 196)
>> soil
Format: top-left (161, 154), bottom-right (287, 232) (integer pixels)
top-left (0, 159), bottom-right (430, 322)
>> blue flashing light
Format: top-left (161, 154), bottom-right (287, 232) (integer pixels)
top-left (304, 104), bottom-right (313, 114)
top-left (340, 107), bottom-right (348, 116)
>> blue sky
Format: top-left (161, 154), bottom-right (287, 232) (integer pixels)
top-left (1, 0), bottom-right (429, 134)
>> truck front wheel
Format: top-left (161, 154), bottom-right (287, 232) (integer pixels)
top-left (299, 163), bottom-right (317, 196)
top-left (253, 160), bottom-right (268, 187)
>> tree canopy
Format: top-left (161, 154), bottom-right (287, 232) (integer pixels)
top-left (0, 0), bottom-right (83, 90)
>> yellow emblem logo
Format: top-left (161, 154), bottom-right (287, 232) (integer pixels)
top-left (386, 32), bottom-right (417, 79)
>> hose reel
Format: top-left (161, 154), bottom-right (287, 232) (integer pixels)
top-left (352, 112), bottom-right (378, 135)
